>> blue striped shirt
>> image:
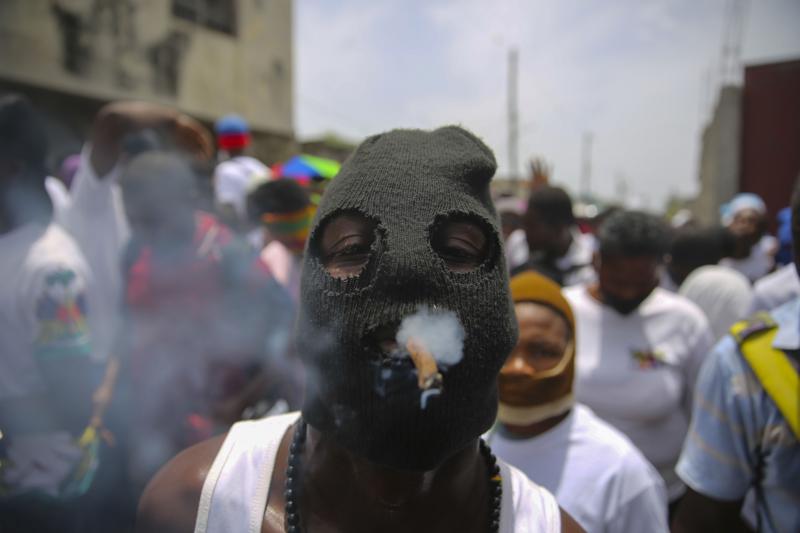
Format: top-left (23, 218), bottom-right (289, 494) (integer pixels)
top-left (676, 297), bottom-right (800, 533)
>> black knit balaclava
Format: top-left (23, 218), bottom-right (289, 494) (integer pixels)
top-left (297, 126), bottom-right (518, 471)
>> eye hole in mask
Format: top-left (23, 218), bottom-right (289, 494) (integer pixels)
top-left (317, 211), bottom-right (378, 279)
top-left (430, 214), bottom-right (494, 273)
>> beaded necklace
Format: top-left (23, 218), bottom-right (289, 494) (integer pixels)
top-left (284, 419), bottom-right (503, 532)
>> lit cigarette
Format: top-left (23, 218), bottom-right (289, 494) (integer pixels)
top-left (406, 338), bottom-right (443, 390)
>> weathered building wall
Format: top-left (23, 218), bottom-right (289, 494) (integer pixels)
top-left (692, 86), bottom-right (742, 226)
top-left (0, 0), bottom-right (295, 165)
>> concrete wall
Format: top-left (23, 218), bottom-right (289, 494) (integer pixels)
top-left (692, 86), bottom-right (742, 226)
top-left (0, 0), bottom-right (294, 164)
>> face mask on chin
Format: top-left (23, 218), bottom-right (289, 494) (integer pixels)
top-left (498, 395), bottom-right (575, 426)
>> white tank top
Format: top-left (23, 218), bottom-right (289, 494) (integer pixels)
top-left (194, 412), bottom-right (561, 533)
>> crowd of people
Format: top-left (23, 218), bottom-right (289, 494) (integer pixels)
top-left (0, 93), bottom-right (797, 533)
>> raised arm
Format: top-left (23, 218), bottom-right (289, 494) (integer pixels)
top-left (89, 101), bottom-right (213, 177)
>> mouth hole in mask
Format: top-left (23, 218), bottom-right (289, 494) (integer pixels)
top-left (429, 212), bottom-right (497, 274)
top-left (311, 209), bottom-right (381, 280)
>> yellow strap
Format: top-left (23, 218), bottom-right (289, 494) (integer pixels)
top-left (734, 323), bottom-right (800, 440)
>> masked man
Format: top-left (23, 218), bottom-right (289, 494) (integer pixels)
top-left (488, 271), bottom-right (668, 532)
top-left (563, 210), bottom-right (714, 510)
top-left (137, 126), bottom-right (583, 532)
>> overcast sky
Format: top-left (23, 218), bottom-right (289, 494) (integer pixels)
top-left (295, 0), bottom-right (800, 209)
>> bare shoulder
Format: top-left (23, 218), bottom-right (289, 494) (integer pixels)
top-left (560, 507), bottom-right (585, 533)
top-left (135, 433), bottom-right (227, 533)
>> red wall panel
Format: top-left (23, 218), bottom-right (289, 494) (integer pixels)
top-left (740, 59), bottom-right (800, 231)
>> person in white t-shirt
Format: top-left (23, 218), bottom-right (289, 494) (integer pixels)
top-left (679, 265), bottom-right (753, 341)
top-left (719, 193), bottom-right (778, 283)
top-left (661, 225), bottom-right (730, 292)
top-left (0, 94), bottom-right (96, 531)
top-left (563, 210), bottom-right (715, 508)
top-left (511, 186), bottom-right (596, 287)
top-left (212, 115), bottom-right (271, 233)
top-left (490, 271), bottom-right (667, 533)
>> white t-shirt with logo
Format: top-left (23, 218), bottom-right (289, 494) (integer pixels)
top-left (489, 405), bottom-right (669, 533)
top-left (213, 156), bottom-right (271, 220)
top-left (0, 222), bottom-right (93, 495)
top-left (564, 286), bottom-right (715, 500)
top-left (0, 223), bottom-right (93, 398)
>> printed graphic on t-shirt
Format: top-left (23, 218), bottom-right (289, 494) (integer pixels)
top-left (34, 268), bottom-right (91, 358)
top-left (631, 348), bottom-right (667, 370)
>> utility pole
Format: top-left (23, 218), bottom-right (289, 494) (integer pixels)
top-left (614, 172), bottom-right (629, 206)
top-left (580, 131), bottom-right (593, 199)
top-left (615, 172), bottom-right (628, 205)
top-left (507, 48), bottom-right (519, 181)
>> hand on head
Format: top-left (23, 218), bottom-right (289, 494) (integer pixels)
top-left (91, 101), bottom-right (213, 177)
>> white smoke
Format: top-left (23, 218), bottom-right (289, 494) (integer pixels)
top-left (395, 306), bottom-right (465, 366)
